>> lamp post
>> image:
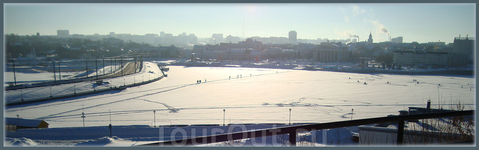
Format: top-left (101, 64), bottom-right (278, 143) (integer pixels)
top-left (81, 107), bottom-right (85, 127)
top-left (95, 59), bottom-right (98, 80)
top-left (12, 59), bottom-right (17, 86)
top-left (351, 109), bottom-right (354, 120)
top-left (289, 109), bottom-right (292, 125)
top-left (102, 58), bottom-right (105, 75)
top-left (109, 109), bottom-right (112, 137)
top-left (86, 60), bottom-right (88, 78)
top-left (58, 61), bottom-right (61, 81)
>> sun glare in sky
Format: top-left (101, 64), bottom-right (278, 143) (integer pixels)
top-left (3, 3), bottom-right (475, 43)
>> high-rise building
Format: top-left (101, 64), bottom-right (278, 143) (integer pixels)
top-left (367, 32), bottom-right (373, 44)
top-left (226, 35), bottom-right (240, 43)
top-left (450, 36), bottom-right (474, 67)
top-left (57, 30), bottom-right (69, 37)
top-left (453, 37), bottom-right (474, 55)
top-left (188, 34), bottom-right (198, 44)
top-left (212, 33), bottom-right (224, 44)
top-left (391, 36), bottom-right (403, 43)
top-left (289, 31), bottom-right (297, 43)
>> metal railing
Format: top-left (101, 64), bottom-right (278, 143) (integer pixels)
top-left (138, 110), bottom-right (474, 146)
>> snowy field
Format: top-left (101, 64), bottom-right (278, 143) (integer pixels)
top-left (3, 61), bottom-right (475, 146)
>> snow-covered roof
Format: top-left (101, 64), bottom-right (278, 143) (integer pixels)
top-left (5, 118), bottom-right (48, 128)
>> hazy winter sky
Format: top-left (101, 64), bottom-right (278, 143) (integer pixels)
top-left (4, 3), bottom-right (475, 43)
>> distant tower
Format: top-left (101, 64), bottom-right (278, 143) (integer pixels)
top-left (289, 31), bottom-right (297, 43)
top-left (367, 32), bottom-right (373, 44)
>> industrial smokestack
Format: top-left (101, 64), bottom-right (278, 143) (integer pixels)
top-left (349, 35), bottom-right (360, 43)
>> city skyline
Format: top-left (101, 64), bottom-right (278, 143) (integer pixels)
top-left (4, 3), bottom-right (476, 44)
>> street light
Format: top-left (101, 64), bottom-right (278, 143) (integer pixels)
top-left (82, 107), bottom-right (85, 127)
top-left (289, 109), bottom-right (292, 125)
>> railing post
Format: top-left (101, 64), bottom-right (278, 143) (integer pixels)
top-left (397, 119), bottom-right (405, 145)
top-left (289, 131), bottom-right (296, 146)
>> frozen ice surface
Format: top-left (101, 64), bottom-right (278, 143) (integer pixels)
top-left (5, 63), bottom-right (474, 128)
top-left (5, 63), bottom-right (475, 127)
top-left (4, 61), bottom-right (475, 146)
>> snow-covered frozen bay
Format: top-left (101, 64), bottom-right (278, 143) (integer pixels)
top-left (5, 65), bottom-right (475, 128)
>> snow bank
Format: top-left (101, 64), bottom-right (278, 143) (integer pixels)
top-left (5, 124), bottom-right (359, 147)
top-left (4, 137), bottom-right (39, 146)
top-left (74, 136), bottom-right (147, 147)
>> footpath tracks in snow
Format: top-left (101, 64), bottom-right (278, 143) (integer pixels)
top-left (29, 70), bottom-right (287, 121)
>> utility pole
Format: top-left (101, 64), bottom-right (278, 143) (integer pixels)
top-left (153, 110), bottom-right (156, 127)
top-left (121, 58), bottom-right (123, 76)
top-left (223, 109), bottom-right (226, 126)
top-left (53, 61), bottom-right (56, 83)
